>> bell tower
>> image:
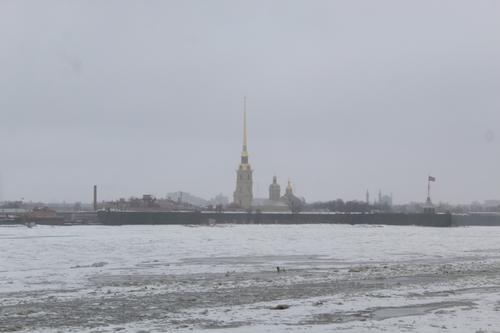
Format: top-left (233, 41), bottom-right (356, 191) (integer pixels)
top-left (233, 97), bottom-right (253, 209)
top-left (269, 176), bottom-right (281, 201)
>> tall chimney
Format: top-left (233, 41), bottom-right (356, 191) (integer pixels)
top-left (93, 185), bottom-right (97, 211)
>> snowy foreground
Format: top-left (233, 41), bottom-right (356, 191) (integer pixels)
top-left (2, 225), bottom-right (500, 332)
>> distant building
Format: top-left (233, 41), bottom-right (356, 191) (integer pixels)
top-left (231, 100), bottom-right (304, 211)
top-left (209, 193), bottom-right (229, 206)
top-left (281, 180), bottom-right (304, 212)
top-left (26, 207), bottom-right (58, 219)
top-left (167, 191), bottom-right (209, 207)
top-left (104, 195), bottom-right (199, 211)
top-left (269, 176), bottom-right (281, 201)
top-left (377, 190), bottom-right (393, 207)
top-left (253, 178), bottom-right (303, 212)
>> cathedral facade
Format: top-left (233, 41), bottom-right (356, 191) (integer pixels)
top-left (232, 103), bottom-right (303, 211)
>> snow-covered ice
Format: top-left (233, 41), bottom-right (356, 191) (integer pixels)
top-left (1, 224), bottom-right (500, 332)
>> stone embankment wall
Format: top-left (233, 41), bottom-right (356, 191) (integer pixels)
top-left (97, 211), bottom-right (452, 227)
top-left (451, 213), bottom-right (500, 226)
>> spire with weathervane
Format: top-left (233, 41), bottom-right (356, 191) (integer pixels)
top-left (233, 97), bottom-right (253, 209)
top-left (241, 101), bottom-right (249, 164)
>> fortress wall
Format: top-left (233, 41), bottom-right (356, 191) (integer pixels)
top-left (451, 213), bottom-right (500, 226)
top-left (97, 211), bottom-right (452, 227)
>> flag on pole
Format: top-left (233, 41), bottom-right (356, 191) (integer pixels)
top-left (428, 176), bottom-right (436, 182)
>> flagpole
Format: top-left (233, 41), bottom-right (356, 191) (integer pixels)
top-left (427, 176), bottom-right (430, 201)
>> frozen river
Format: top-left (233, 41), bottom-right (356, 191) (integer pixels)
top-left (1, 224), bottom-right (500, 332)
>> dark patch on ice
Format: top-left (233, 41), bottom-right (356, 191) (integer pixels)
top-left (410, 285), bottom-right (500, 298)
top-left (0, 235), bottom-right (78, 240)
top-left (169, 318), bottom-right (251, 330)
top-left (91, 262), bottom-right (108, 268)
top-left (371, 301), bottom-right (475, 320)
top-left (303, 301), bottom-right (476, 324)
top-left (70, 261), bottom-right (108, 269)
top-left (180, 254), bottom-right (329, 266)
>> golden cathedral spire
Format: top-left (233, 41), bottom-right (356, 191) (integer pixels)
top-left (241, 96), bottom-right (249, 163)
top-left (233, 96), bottom-right (253, 209)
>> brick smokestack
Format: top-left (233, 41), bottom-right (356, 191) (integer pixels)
top-left (93, 185), bottom-right (97, 211)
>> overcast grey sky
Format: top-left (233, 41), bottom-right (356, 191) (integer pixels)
top-left (1, 0), bottom-right (499, 204)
